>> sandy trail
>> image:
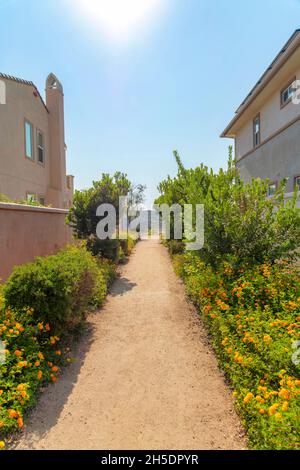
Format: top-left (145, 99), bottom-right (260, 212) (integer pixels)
top-left (15, 240), bottom-right (246, 450)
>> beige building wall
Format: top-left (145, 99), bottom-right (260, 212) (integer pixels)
top-left (235, 65), bottom-right (300, 159)
top-left (0, 73), bottom-right (73, 208)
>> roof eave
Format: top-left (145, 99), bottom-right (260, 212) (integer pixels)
top-left (220, 29), bottom-right (300, 138)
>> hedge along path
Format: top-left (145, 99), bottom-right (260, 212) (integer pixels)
top-left (15, 240), bottom-right (246, 450)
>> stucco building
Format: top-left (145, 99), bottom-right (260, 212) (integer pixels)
top-left (221, 30), bottom-right (300, 198)
top-left (0, 73), bottom-right (74, 208)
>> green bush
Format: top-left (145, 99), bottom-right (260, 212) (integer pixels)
top-left (0, 246), bottom-right (116, 445)
top-left (156, 149), bottom-right (300, 269)
top-left (3, 246), bottom-right (114, 334)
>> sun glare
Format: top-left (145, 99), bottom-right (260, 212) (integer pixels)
top-left (70, 0), bottom-right (166, 41)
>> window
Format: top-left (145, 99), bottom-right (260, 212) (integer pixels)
top-left (26, 193), bottom-right (36, 203)
top-left (295, 176), bottom-right (300, 191)
top-left (24, 121), bottom-right (33, 159)
top-left (281, 79), bottom-right (296, 107)
top-left (253, 114), bottom-right (261, 148)
top-left (39, 196), bottom-right (45, 206)
top-left (37, 130), bottom-right (45, 164)
top-left (268, 183), bottom-right (277, 197)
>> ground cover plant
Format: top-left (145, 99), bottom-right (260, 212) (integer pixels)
top-left (157, 150), bottom-right (300, 449)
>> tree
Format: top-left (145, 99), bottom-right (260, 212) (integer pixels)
top-left (156, 148), bottom-right (300, 269)
top-left (67, 172), bottom-right (145, 260)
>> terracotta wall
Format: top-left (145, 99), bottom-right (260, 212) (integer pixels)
top-left (0, 203), bottom-right (73, 282)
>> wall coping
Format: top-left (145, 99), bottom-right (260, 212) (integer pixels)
top-left (0, 202), bottom-right (69, 214)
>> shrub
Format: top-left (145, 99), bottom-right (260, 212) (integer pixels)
top-left (3, 246), bottom-right (114, 334)
top-left (174, 253), bottom-right (300, 449)
top-left (0, 246), bottom-right (116, 441)
top-left (0, 305), bottom-right (67, 437)
top-left (156, 149), bottom-right (300, 269)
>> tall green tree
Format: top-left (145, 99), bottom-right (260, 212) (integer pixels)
top-left (156, 148), bottom-right (300, 268)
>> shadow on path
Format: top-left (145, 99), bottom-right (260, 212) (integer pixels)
top-left (110, 277), bottom-right (137, 297)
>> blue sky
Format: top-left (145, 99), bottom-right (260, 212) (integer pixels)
top-left (1, 0), bottom-right (300, 206)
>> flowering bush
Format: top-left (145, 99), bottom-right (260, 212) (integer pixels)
top-left (0, 247), bottom-right (116, 446)
top-left (0, 306), bottom-right (66, 437)
top-left (3, 246), bottom-right (116, 334)
top-left (173, 253), bottom-right (300, 449)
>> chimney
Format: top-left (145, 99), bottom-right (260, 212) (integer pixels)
top-left (46, 74), bottom-right (67, 208)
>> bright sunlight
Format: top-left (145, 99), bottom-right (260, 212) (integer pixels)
top-left (69, 0), bottom-right (166, 41)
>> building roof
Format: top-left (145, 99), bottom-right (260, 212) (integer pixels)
top-left (0, 72), bottom-right (49, 112)
top-left (221, 29), bottom-right (300, 138)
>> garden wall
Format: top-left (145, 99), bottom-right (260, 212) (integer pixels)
top-left (0, 203), bottom-right (73, 281)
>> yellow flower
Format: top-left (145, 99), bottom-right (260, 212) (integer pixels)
top-left (278, 388), bottom-right (290, 400)
top-left (0, 441), bottom-right (5, 450)
top-left (274, 412), bottom-right (282, 421)
top-left (256, 395), bottom-right (265, 404)
top-left (263, 335), bottom-right (272, 344)
top-left (282, 401), bottom-right (289, 412)
top-left (17, 361), bottom-right (27, 368)
top-left (243, 392), bottom-right (254, 404)
top-left (268, 404), bottom-right (279, 416)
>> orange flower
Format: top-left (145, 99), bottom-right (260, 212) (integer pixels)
top-left (243, 392), bottom-right (254, 404)
top-left (51, 366), bottom-right (59, 373)
top-left (17, 417), bottom-right (24, 428)
top-left (278, 388), bottom-right (290, 400)
top-left (45, 323), bottom-right (51, 332)
top-left (268, 404), bottom-right (279, 416)
top-left (35, 361), bottom-right (40, 367)
top-left (14, 350), bottom-right (22, 357)
top-left (263, 335), bottom-right (272, 344)
top-left (51, 375), bottom-right (57, 383)
top-left (37, 370), bottom-right (43, 380)
top-left (16, 384), bottom-right (26, 391)
top-left (259, 409), bottom-right (266, 415)
top-left (37, 352), bottom-right (44, 360)
top-left (282, 401), bottom-right (289, 412)
top-left (8, 409), bottom-right (18, 419)
top-left (55, 350), bottom-right (61, 356)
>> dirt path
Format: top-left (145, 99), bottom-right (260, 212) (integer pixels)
top-left (15, 240), bottom-right (246, 450)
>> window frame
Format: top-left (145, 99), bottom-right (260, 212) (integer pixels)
top-left (294, 175), bottom-right (300, 192)
top-left (24, 119), bottom-right (34, 161)
top-left (280, 77), bottom-right (296, 109)
top-left (253, 113), bottom-right (261, 148)
top-left (36, 129), bottom-right (45, 165)
top-left (267, 182), bottom-right (278, 197)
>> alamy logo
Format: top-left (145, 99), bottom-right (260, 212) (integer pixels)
top-left (0, 80), bottom-right (6, 105)
top-left (95, 197), bottom-right (204, 251)
top-left (292, 80), bottom-right (300, 105)
top-left (0, 340), bottom-right (6, 365)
